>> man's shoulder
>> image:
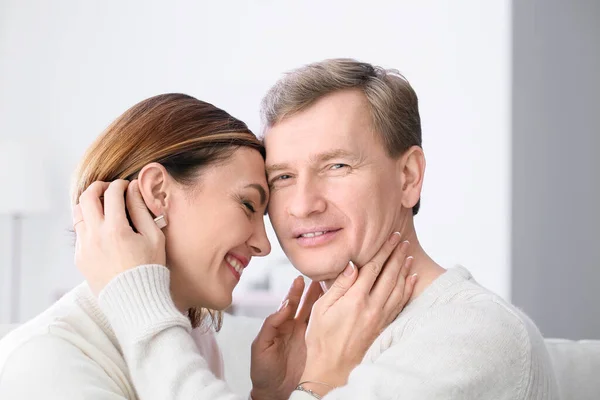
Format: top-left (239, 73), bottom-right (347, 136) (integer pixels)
top-left (422, 273), bottom-right (541, 338)
top-left (384, 266), bottom-right (544, 350)
top-left (362, 270), bottom-right (558, 399)
top-left (373, 279), bottom-right (542, 370)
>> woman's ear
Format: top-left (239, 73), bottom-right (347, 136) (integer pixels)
top-left (397, 146), bottom-right (426, 210)
top-left (136, 162), bottom-right (171, 218)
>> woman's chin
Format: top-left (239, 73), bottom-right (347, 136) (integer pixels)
top-left (201, 292), bottom-right (233, 312)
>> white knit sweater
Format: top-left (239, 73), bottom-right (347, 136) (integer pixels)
top-left (0, 278), bottom-right (225, 399)
top-left (0, 265), bottom-right (560, 399)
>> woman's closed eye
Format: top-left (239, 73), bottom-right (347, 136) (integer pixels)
top-left (243, 200), bottom-right (256, 213)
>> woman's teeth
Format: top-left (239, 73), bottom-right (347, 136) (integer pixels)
top-left (301, 231), bottom-right (327, 238)
top-left (226, 255), bottom-right (244, 275)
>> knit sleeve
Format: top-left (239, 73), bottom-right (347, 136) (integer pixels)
top-left (0, 334), bottom-right (129, 399)
top-left (98, 265), bottom-right (242, 400)
top-left (320, 301), bottom-right (555, 400)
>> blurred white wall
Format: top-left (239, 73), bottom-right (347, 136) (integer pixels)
top-left (0, 0), bottom-right (511, 322)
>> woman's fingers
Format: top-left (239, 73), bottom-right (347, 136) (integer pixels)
top-left (72, 203), bottom-right (84, 233)
top-left (270, 276), bottom-right (305, 327)
top-left (369, 240), bottom-right (410, 307)
top-left (78, 181), bottom-right (110, 226)
top-left (350, 232), bottom-right (402, 295)
top-left (285, 276), bottom-right (305, 315)
top-left (382, 257), bottom-right (416, 322)
top-left (253, 277), bottom-right (305, 350)
top-left (317, 261), bottom-right (358, 310)
top-left (296, 281), bottom-right (323, 323)
top-left (104, 180), bottom-right (130, 227)
top-left (401, 273), bottom-right (418, 307)
top-left (126, 180), bottom-right (160, 237)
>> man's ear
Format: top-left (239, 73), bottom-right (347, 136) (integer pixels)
top-left (397, 146), bottom-right (426, 210)
top-left (136, 162), bottom-right (171, 218)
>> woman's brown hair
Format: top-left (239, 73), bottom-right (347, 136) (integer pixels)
top-left (71, 93), bottom-right (265, 331)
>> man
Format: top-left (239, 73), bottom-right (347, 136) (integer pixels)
top-left (261, 58), bottom-right (559, 399)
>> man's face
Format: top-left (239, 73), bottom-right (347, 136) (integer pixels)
top-left (265, 89), bottom-right (406, 282)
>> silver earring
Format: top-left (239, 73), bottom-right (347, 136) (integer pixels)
top-left (154, 215), bottom-right (167, 229)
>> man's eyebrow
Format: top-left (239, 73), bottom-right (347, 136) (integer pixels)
top-left (245, 183), bottom-right (267, 206)
top-left (265, 163), bottom-right (289, 176)
top-left (266, 149), bottom-right (357, 177)
top-left (311, 149), bottom-right (356, 164)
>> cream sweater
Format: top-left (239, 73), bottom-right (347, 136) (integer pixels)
top-left (0, 265), bottom-right (560, 399)
top-left (0, 278), bottom-right (225, 399)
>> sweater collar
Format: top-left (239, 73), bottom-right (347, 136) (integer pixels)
top-left (405, 265), bottom-right (473, 311)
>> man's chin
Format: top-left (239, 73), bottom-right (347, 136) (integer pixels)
top-left (301, 268), bottom-right (345, 288)
top-left (288, 254), bottom-right (348, 284)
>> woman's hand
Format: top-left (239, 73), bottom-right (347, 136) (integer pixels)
top-left (72, 179), bottom-right (166, 296)
top-left (249, 277), bottom-right (323, 400)
top-left (299, 232), bottom-right (416, 397)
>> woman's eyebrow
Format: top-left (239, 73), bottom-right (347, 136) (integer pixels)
top-left (245, 183), bottom-right (267, 206)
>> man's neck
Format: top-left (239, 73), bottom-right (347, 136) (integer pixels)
top-left (392, 214), bottom-right (446, 301)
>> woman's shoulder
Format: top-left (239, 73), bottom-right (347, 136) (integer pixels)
top-left (0, 332), bottom-right (133, 398)
top-left (1, 292), bottom-right (72, 355)
top-left (0, 286), bottom-right (136, 398)
top-left (0, 284), bottom-right (117, 373)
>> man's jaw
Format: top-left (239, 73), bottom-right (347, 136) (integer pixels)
top-left (294, 261), bottom-right (348, 291)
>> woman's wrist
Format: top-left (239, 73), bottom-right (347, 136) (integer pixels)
top-left (297, 366), bottom-right (347, 397)
top-left (295, 381), bottom-right (333, 398)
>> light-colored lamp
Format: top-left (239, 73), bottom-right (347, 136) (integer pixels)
top-left (0, 140), bottom-right (50, 323)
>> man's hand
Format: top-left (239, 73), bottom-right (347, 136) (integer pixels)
top-left (250, 277), bottom-right (322, 400)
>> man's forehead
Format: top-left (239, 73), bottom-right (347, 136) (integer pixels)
top-left (264, 119), bottom-right (366, 153)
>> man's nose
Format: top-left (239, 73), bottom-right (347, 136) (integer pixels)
top-left (287, 178), bottom-right (326, 218)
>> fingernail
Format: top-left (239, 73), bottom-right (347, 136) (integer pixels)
top-left (278, 299), bottom-right (289, 312)
top-left (410, 273), bottom-right (418, 284)
top-left (389, 232), bottom-right (402, 245)
top-left (319, 281), bottom-right (328, 292)
top-left (344, 261), bottom-right (356, 276)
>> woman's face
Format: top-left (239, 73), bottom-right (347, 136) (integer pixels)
top-left (165, 147), bottom-right (271, 311)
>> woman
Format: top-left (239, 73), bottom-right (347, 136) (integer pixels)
top-left (0, 93), bottom-right (415, 399)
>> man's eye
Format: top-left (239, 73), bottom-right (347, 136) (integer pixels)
top-left (330, 164), bottom-right (348, 170)
top-left (270, 174), bottom-right (292, 185)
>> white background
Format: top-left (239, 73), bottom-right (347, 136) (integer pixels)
top-left (0, 0), bottom-right (510, 322)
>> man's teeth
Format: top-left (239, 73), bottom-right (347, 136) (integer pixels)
top-left (301, 231), bottom-right (327, 238)
top-left (226, 255), bottom-right (244, 275)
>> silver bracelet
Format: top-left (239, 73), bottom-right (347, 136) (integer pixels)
top-left (294, 384), bottom-right (322, 399)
